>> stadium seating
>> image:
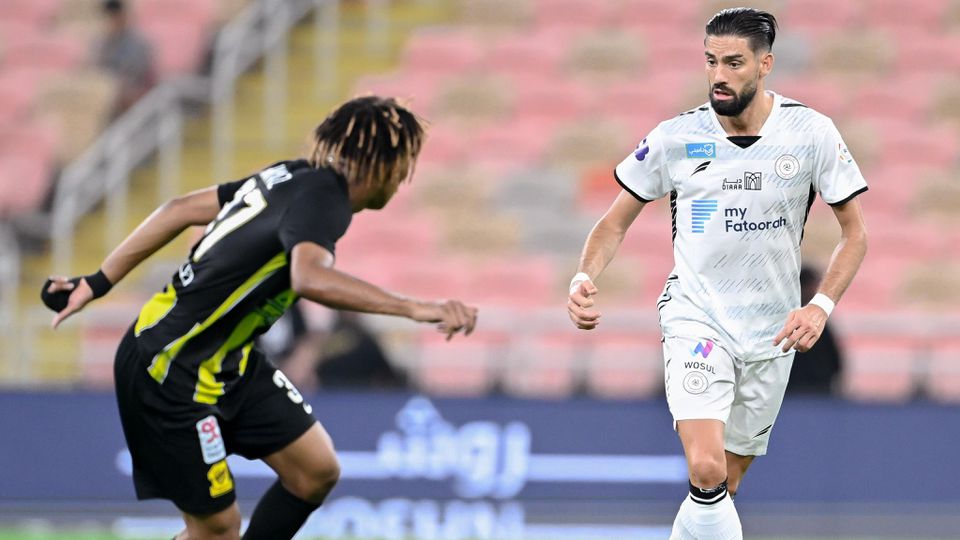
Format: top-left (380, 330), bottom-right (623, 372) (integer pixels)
top-left (6, 0), bottom-right (958, 404)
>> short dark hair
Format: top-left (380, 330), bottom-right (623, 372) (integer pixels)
top-left (311, 96), bottom-right (425, 186)
top-left (103, 0), bottom-right (124, 14)
top-left (705, 7), bottom-right (778, 53)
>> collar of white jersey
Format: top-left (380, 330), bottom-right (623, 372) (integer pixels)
top-left (707, 90), bottom-right (783, 139)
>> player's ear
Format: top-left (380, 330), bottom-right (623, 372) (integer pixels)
top-left (759, 51), bottom-right (774, 79)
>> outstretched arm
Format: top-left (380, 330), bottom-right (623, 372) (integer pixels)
top-left (47, 187), bottom-right (222, 328)
top-left (568, 190), bottom-right (647, 330)
top-left (290, 242), bottom-right (477, 340)
top-left (774, 198), bottom-right (868, 352)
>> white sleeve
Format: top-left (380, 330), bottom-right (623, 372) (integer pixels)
top-left (613, 125), bottom-right (672, 202)
top-left (814, 120), bottom-right (868, 205)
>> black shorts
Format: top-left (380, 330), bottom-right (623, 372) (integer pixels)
top-left (113, 326), bottom-right (315, 515)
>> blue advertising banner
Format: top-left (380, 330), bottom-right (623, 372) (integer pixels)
top-left (1, 391), bottom-right (959, 538)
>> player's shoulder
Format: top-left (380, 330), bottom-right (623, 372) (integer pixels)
top-left (774, 93), bottom-right (835, 131)
top-left (658, 103), bottom-right (715, 136)
top-left (260, 159), bottom-right (347, 200)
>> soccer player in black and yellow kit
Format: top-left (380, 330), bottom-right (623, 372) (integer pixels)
top-left (43, 96), bottom-right (478, 540)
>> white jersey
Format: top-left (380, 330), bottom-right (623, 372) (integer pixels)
top-left (615, 91), bottom-right (867, 361)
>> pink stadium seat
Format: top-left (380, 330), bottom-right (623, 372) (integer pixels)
top-left (513, 78), bottom-right (593, 121)
top-left (924, 341), bottom-right (960, 403)
top-left (0, 149), bottom-right (55, 217)
top-left (783, 0), bottom-right (863, 36)
top-left (416, 122), bottom-right (468, 166)
top-left (614, 0), bottom-right (700, 33)
top-left (482, 30), bottom-right (568, 79)
top-left (136, 0), bottom-right (219, 27)
top-left (414, 330), bottom-right (504, 396)
top-left (585, 332), bottom-right (663, 399)
top-left (0, 69), bottom-right (45, 128)
top-left (848, 75), bottom-right (934, 122)
top-left (352, 72), bottom-right (443, 110)
top-left (593, 77), bottom-right (692, 131)
top-left (861, 0), bottom-right (947, 32)
top-left (466, 257), bottom-right (557, 307)
top-left (872, 120), bottom-right (959, 169)
top-left (894, 33), bottom-right (960, 74)
top-left (80, 324), bottom-right (132, 388)
top-left (2, 34), bottom-right (86, 72)
top-left (771, 77), bottom-right (848, 119)
top-left (532, 0), bottom-right (617, 30)
top-left (336, 213), bottom-right (439, 258)
top-left (140, 18), bottom-right (208, 78)
top-left (0, 119), bottom-right (59, 213)
top-left (839, 252), bottom-right (912, 310)
top-left (501, 333), bottom-right (581, 398)
top-left (841, 337), bottom-right (920, 402)
top-left (0, 0), bottom-right (60, 27)
top-left (643, 29), bottom-right (707, 72)
top-left (402, 30), bottom-right (483, 75)
top-left (465, 117), bottom-right (557, 167)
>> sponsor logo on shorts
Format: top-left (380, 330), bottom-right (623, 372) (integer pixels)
top-left (196, 415), bottom-right (226, 465)
top-left (682, 372), bottom-right (709, 394)
top-left (683, 361), bottom-right (715, 374)
top-left (691, 340), bottom-right (714, 358)
top-left (686, 142), bottom-right (716, 158)
top-left (775, 154), bottom-right (800, 179)
top-left (207, 459), bottom-right (234, 498)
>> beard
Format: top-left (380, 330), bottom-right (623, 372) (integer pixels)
top-left (710, 79), bottom-right (758, 117)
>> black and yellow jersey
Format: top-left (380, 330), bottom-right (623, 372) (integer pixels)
top-left (132, 159), bottom-right (352, 404)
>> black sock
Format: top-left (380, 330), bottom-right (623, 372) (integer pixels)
top-left (689, 479), bottom-right (728, 505)
top-left (242, 481), bottom-right (320, 540)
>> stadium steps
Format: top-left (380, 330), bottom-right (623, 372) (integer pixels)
top-left (5, 0), bottom-right (452, 384)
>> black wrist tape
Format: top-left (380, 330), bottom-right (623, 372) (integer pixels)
top-left (84, 269), bottom-right (113, 299)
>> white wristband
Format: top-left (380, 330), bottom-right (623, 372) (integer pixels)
top-left (569, 272), bottom-right (591, 294)
top-left (808, 293), bottom-right (835, 317)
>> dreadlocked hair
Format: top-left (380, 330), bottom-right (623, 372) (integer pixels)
top-left (310, 96), bottom-right (425, 187)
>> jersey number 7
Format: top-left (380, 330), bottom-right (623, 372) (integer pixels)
top-left (193, 178), bottom-right (267, 262)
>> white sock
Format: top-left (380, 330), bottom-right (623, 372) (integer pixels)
top-left (670, 481), bottom-right (742, 540)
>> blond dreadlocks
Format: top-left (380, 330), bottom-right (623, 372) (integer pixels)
top-left (310, 96), bottom-right (425, 188)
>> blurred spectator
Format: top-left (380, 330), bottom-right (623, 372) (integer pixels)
top-left (92, 0), bottom-right (156, 114)
top-left (787, 264), bottom-right (844, 395)
top-left (279, 309), bottom-right (408, 392)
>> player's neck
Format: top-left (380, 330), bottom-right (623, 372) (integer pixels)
top-left (717, 90), bottom-right (774, 137)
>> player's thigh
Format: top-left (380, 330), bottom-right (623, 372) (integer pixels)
top-left (676, 419), bottom-right (727, 486)
top-left (223, 353), bottom-right (335, 499)
top-left (724, 353), bottom-right (794, 457)
top-left (182, 502), bottom-right (242, 540)
top-left (663, 336), bottom-right (737, 425)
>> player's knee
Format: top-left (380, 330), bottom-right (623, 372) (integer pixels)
top-left (688, 457), bottom-right (727, 489)
top-left (288, 456), bottom-right (340, 503)
top-left (186, 507), bottom-right (241, 540)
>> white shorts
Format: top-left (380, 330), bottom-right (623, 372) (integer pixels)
top-left (663, 336), bottom-right (794, 456)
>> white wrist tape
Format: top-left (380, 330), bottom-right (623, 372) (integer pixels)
top-left (569, 272), bottom-right (591, 295)
top-left (808, 293), bottom-right (835, 317)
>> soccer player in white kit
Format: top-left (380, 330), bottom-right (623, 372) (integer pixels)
top-left (568, 8), bottom-right (868, 539)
